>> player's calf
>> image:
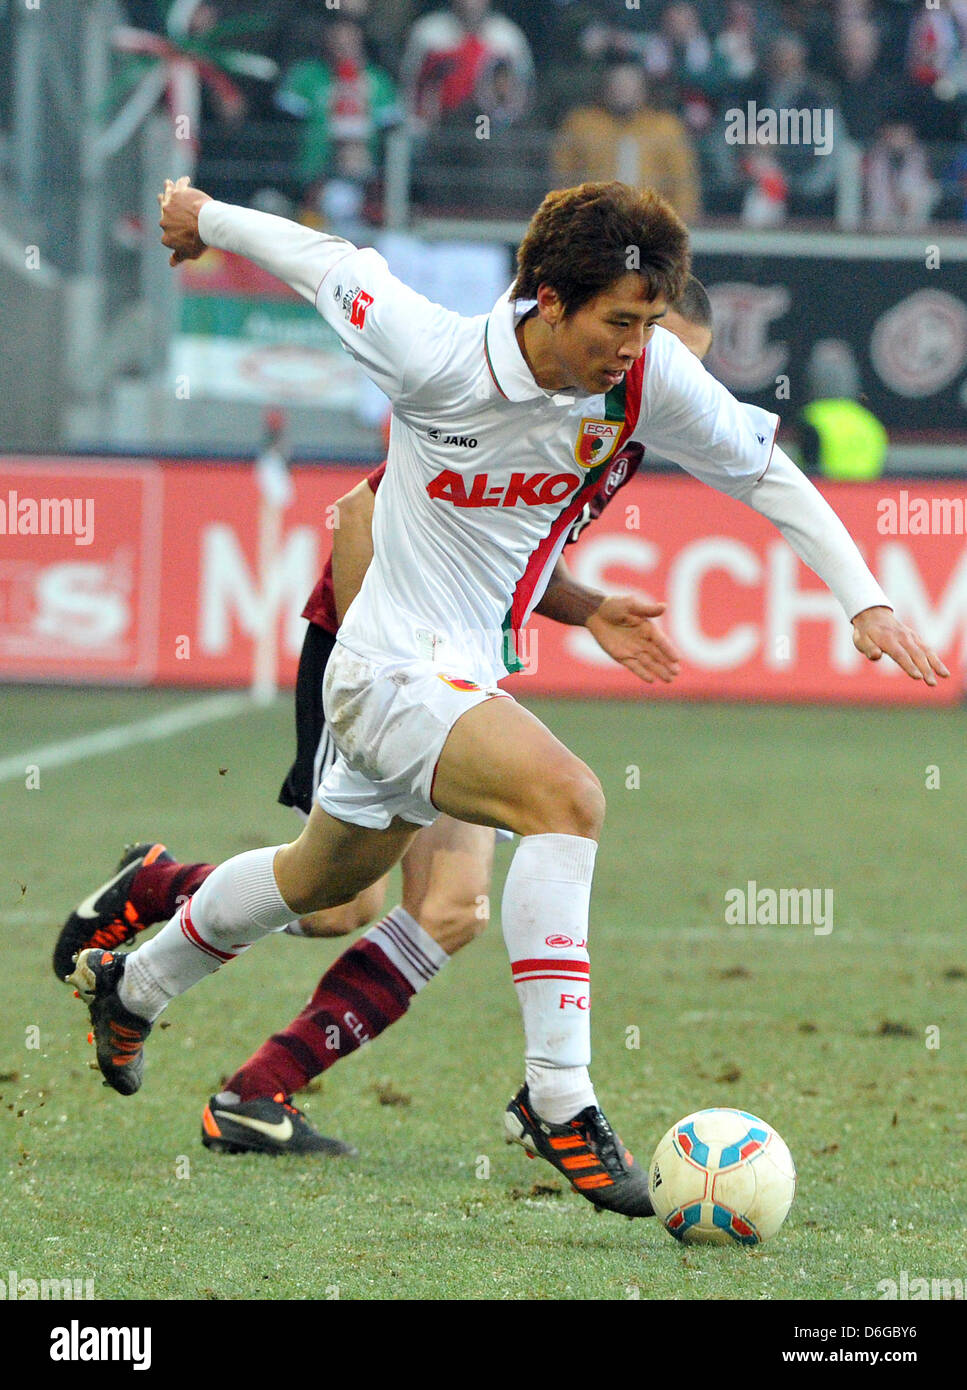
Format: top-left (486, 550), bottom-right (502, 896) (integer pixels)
top-left (274, 808), bottom-right (417, 917)
top-left (295, 879), bottom-right (387, 938)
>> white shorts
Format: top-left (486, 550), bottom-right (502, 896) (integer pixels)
top-left (316, 640), bottom-right (512, 830)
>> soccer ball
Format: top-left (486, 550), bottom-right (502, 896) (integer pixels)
top-left (649, 1108), bottom-right (797, 1245)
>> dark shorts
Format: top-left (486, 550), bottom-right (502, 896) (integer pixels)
top-left (278, 622), bottom-right (340, 818)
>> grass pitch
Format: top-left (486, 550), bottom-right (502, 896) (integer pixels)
top-left (0, 687), bottom-right (964, 1301)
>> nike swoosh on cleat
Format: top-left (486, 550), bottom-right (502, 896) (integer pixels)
top-left (213, 1110), bottom-right (294, 1143)
top-left (73, 862), bottom-right (140, 920)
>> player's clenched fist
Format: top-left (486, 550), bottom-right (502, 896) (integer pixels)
top-left (158, 176), bottom-right (212, 266)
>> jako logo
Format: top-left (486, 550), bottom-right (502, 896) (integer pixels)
top-left (545, 935), bottom-right (573, 948)
top-left (50, 1321), bottom-right (151, 1371)
top-left (427, 470), bottom-right (580, 509)
top-left (428, 430), bottom-right (478, 447)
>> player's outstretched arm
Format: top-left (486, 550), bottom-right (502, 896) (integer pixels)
top-left (159, 176), bottom-right (355, 304)
top-left (159, 178), bottom-right (455, 404)
top-left (535, 558), bottom-right (681, 684)
top-left (638, 331), bottom-right (948, 687)
top-left (743, 449), bottom-right (948, 685)
top-left (851, 605), bottom-right (948, 684)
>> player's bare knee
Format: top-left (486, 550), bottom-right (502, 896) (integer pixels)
top-left (541, 765), bottom-right (605, 839)
top-left (414, 897), bottom-right (488, 954)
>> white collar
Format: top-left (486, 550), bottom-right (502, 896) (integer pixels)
top-left (483, 287), bottom-right (553, 403)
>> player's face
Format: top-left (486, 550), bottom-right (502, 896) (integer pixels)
top-left (551, 274), bottom-right (668, 395)
top-left (662, 308), bottom-right (713, 362)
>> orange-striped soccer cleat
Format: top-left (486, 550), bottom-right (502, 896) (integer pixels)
top-left (53, 842), bottom-right (172, 981)
top-left (201, 1093), bottom-right (357, 1157)
top-left (67, 948), bottom-right (152, 1096)
top-left (504, 1084), bottom-right (654, 1218)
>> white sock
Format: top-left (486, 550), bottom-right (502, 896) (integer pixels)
top-left (119, 846), bottom-right (293, 1021)
top-left (501, 833), bottom-right (598, 1124)
top-left (366, 906), bottom-right (450, 990)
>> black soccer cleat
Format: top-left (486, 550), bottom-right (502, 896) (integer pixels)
top-left (67, 948), bottom-right (152, 1097)
top-left (53, 841), bottom-right (172, 981)
top-left (201, 1093), bottom-right (358, 1158)
top-left (505, 1084), bottom-right (654, 1218)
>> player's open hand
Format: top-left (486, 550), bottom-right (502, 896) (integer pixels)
top-left (158, 176), bottom-right (212, 266)
top-left (851, 605), bottom-right (949, 685)
top-left (585, 596), bottom-right (682, 684)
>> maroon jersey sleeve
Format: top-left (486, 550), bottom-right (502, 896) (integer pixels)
top-left (565, 443), bottom-right (644, 546)
top-left (302, 462), bottom-right (388, 631)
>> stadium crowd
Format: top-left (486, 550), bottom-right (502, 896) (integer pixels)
top-left (109, 0), bottom-right (967, 226)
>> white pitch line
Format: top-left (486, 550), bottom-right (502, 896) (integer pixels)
top-left (0, 692), bottom-right (257, 786)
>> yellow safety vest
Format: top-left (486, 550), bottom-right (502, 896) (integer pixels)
top-left (801, 399), bottom-right (888, 481)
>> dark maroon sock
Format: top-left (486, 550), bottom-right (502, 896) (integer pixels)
top-left (226, 938), bottom-right (415, 1101)
top-left (129, 862), bottom-right (215, 925)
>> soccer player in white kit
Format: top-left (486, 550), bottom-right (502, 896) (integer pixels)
top-left (69, 178), bottom-right (947, 1218)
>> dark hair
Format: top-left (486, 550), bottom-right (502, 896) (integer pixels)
top-left (512, 181), bottom-right (690, 316)
top-left (673, 273), bottom-right (712, 328)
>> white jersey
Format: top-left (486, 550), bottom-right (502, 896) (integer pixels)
top-left (198, 203), bottom-right (890, 684)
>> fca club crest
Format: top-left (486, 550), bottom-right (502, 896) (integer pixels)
top-left (575, 418), bottom-right (622, 469)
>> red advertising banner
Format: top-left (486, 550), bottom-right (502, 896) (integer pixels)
top-left (1, 457), bottom-right (964, 703)
top-left (509, 476), bottom-right (967, 704)
top-left (0, 460), bottom-right (163, 683)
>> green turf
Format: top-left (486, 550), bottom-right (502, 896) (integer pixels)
top-left (1, 689), bottom-right (965, 1300)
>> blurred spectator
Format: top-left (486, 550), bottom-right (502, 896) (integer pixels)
top-left (714, 2), bottom-right (767, 93)
top-left (940, 143), bottom-right (967, 218)
top-left (864, 119), bottom-right (939, 228)
top-left (777, 0), bottom-right (838, 76)
top-left (474, 55), bottom-right (531, 130)
top-left (737, 142), bottom-right (790, 226)
top-left (277, 1), bottom-right (423, 83)
top-left (757, 34), bottom-right (841, 216)
top-left (906, 0), bottom-right (967, 138)
top-left (642, 4), bottom-right (714, 83)
top-left (313, 136), bottom-right (381, 241)
top-left (640, 3), bottom-right (721, 137)
top-left (399, 0), bottom-right (534, 126)
top-left (907, 0), bottom-right (967, 89)
top-left (835, 18), bottom-right (913, 143)
top-left (275, 18), bottom-right (399, 185)
top-left (796, 340), bottom-right (888, 481)
top-left (552, 63), bottom-right (700, 220)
